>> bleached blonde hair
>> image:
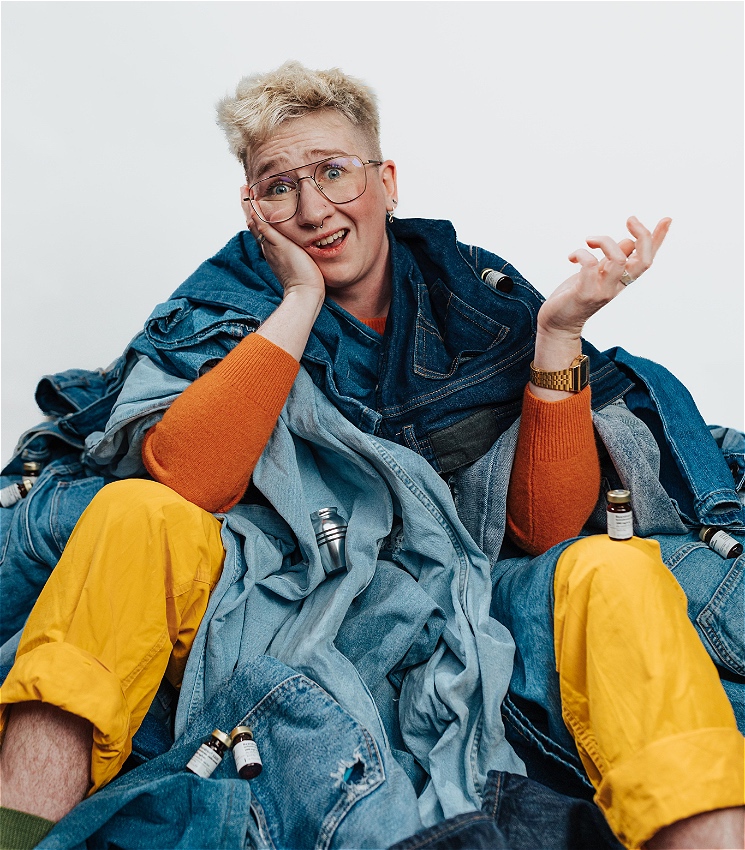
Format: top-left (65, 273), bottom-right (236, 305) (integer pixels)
top-left (216, 61), bottom-right (382, 173)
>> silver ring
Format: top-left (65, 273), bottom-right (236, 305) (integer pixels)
top-left (256, 234), bottom-right (265, 245)
top-left (619, 270), bottom-right (635, 286)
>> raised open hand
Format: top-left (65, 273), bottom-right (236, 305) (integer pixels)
top-left (538, 216), bottom-right (672, 340)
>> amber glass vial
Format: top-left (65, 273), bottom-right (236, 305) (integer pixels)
top-left (606, 489), bottom-right (633, 541)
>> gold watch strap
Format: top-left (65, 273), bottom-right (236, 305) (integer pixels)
top-left (530, 354), bottom-right (589, 393)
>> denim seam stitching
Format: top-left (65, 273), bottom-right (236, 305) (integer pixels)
top-left (315, 726), bottom-right (385, 850)
top-left (371, 441), bottom-right (470, 602)
top-left (238, 674), bottom-right (306, 727)
top-left (384, 338), bottom-right (535, 415)
top-left (664, 541), bottom-right (707, 571)
top-left (696, 559), bottom-right (745, 675)
top-left (390, 813), bottom-right (492, 850)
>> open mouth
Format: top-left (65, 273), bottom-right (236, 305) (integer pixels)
top-left (313, 229), bottom-right (348, 249)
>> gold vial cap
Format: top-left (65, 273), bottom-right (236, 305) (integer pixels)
top-left (211, 729), bottom-right (232, 748)
top-left (607, 489), bottom-right (631, 504)
top-left (230, 725), bottom-right (254, 742)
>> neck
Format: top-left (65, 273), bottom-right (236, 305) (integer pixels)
top-left (326, 250), bottom-right (393, 319)
top-left (330, 281), bottom-right (391, 319)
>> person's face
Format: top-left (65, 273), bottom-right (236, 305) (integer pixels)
top-left (243, 111), bottom-right (397, 298)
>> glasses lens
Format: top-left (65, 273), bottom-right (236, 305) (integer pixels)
top-left (314, 156), bottom-right (366, 204)
top-left (250, 175), bottom-right (298, 223)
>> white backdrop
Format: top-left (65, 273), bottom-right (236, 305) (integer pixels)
top-left (2, 1), bottom-right (743, 465)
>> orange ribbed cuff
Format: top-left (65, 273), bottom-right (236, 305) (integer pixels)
top-left (522, 384), bottom-right (594, 460)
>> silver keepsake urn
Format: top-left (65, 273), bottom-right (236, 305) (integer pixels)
top-left (310, 507), bottom-right (348, 576)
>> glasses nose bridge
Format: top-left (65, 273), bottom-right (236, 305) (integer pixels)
top-left (294, 172), bottom-right (330, 220)
top-left (295, 173), bottom-right (325, 196)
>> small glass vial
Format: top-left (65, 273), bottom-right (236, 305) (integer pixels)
top-left (606, 489), bottom-right (633, 541)
top-left (699, 527), bottom-right (743, 559)
top-left (230, 725), bottom-right (263, 780)
top-left (0, 462), bottom-right (43, 509)
top-left (185, 729), bottom-right (231, 778)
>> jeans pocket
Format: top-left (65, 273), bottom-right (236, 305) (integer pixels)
top-left (696, 555), bottom-right (744, 677)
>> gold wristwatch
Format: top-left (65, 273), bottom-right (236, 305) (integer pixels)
top-left (529, 354), bottom-right (589, 393)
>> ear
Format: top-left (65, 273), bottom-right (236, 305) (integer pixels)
top-left (378, 159), bottom-right (398, 210)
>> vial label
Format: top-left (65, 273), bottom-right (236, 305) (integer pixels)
top-left (234, 739), bottom-right (262, 773)
top-left (607, 510), bottom-right (633, 540)
top-left (707, 531), bottom-right (739, 559)
top-left (186, 743), bottom-right (222, 778)
top-left (0, 483), bottom-right (23, 509)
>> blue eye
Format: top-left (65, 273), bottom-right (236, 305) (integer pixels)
top-left (319, 161), bottom-right (349, 182)
top-left (260, 178), bottom-right (296, 199)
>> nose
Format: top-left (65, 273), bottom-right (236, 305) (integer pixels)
top-left (295, 176), bottom-right (334, 228)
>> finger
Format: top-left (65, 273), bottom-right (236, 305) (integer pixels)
top-left (650, 217), bottom-right (673, 256)
top-left (585, 234), bottom-right (627, 267)
top-left (568, 248), bottom-right (600, 268)
top-left (617, 238), bottom-right (635, 258)
top-left (625, 216), bottom-right (653, 268)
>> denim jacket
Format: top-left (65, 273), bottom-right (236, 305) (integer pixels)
top-left (126, 218), bottom-right (634, 473)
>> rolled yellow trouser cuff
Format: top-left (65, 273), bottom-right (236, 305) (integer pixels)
top-left (596, 726), bottom-right (745, 848)
top-left (0, 641), bottom-right (133, 792)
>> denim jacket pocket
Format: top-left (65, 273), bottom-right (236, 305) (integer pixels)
top-left (414, 281), bottom-right (510, 379)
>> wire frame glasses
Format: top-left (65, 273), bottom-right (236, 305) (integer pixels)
top-left (247, 155), bottom-right (382, 223)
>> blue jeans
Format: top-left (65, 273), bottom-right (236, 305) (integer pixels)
top-left (389, 771), bottom-right (622, 850)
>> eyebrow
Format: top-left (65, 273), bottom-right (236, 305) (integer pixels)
top-left (253, 149), bottom-right (348, 181)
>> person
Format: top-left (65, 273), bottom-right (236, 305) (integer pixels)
top-left (0, 61), bottom-right (742, 850)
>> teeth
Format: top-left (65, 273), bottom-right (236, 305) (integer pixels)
top-left (314, 229), bottom-right (346, 247)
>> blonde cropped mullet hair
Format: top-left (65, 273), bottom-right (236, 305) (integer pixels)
top-left (216, 61), bottom-right (382, 172)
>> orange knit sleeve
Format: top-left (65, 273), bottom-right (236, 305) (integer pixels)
top-left (506, 384), bottom-right (600, 556)
top-left (142, 333), bottom-right (299, 513)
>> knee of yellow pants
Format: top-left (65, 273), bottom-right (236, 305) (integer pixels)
top-left (0, 477), bottom-right (225, 792)
top-left (76, 478), bottom-right (225, 594)
top-left (554, 534), bottom-right (682, 611)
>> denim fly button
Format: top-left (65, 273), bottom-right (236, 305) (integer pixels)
top-left (310, 507), bottom-right (348, 576)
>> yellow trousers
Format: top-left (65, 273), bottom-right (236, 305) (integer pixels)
top-left (0, 480), bottom-right (742, 848)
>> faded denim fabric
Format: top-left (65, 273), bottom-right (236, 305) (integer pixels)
top-left (173, 367), bottom-right (524, 826)
top-left (37, 656), bottom-right (424, 850)
top-left (82, 356), bottom-right (526, 825)
top-left (2, 354), bottom-right (133, 477)
top-left (84, 355), bottom-right (191, 478)
top-left (607, 347), bottom-right (744, 530)
top-left (655, 532), bottom-right (745, 725)
top-left (0, 457), bottom-right (110, 643)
